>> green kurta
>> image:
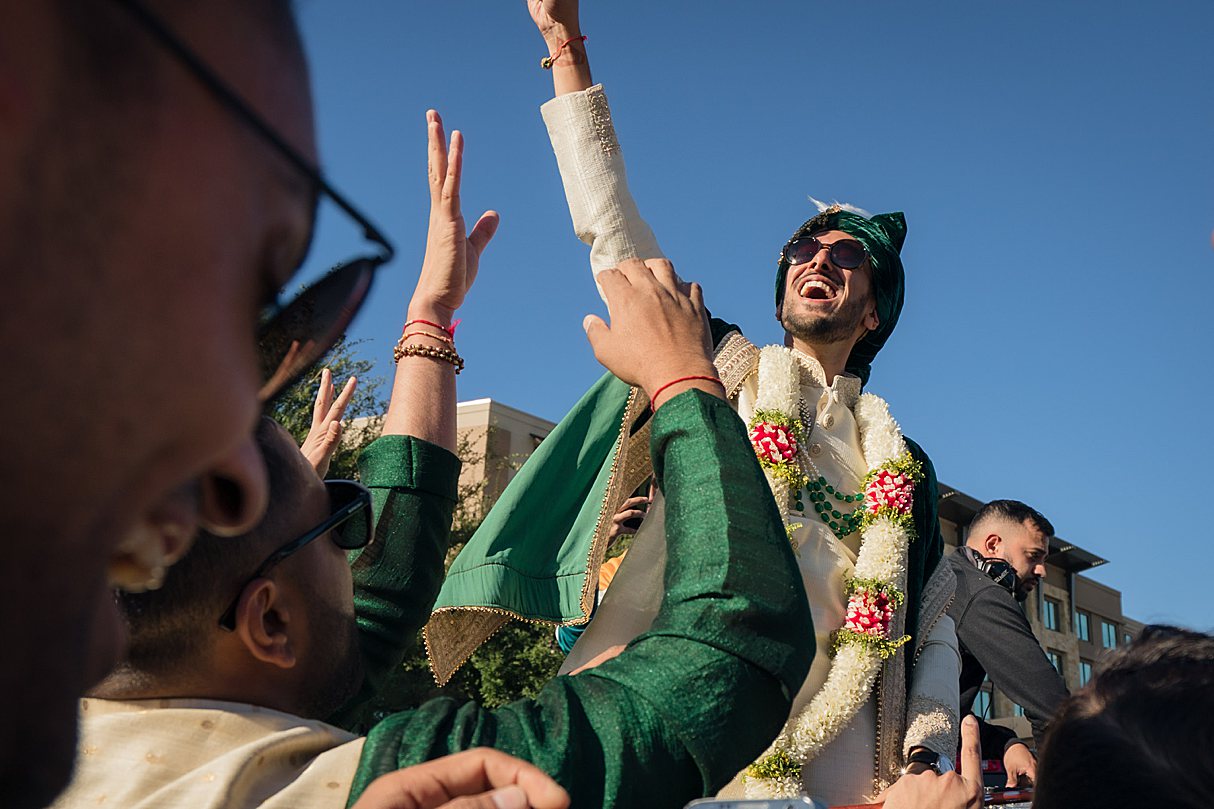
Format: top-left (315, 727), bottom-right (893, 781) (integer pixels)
top-left (349, 391), bottom-right (814, 808)
top-left (327, 434), bottom-right (462, 731)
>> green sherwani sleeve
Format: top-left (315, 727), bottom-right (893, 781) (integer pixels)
top-left (327, 434), bottom-right (461, 731)
top-left (349, 391), bottom-right (815, 808)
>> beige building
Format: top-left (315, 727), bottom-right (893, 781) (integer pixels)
top-left (939, 485), bottom-right (1142, 741)
top-left (455, 398), bottom-right (556, 522)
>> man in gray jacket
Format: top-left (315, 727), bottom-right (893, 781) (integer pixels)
top-left (947, 499), bottom-right (1069, 787)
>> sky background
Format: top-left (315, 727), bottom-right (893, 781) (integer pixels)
top-left (294, 1), bottom-right (1214, 628)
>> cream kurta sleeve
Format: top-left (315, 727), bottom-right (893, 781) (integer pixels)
top-left (902, 614), bottom-right (962, 759)
top-left (541, 84), bottom-right (664, 295)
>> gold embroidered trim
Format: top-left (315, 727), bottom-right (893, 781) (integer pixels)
top-left (913, 562), bottom-right (957, 667)
top-left (904, 695), bottom-right (960, 759)
top-left (580, 387), bottom-right (649, 619)
top-left (585, 86), bottom-right (620, 157)
top-left (713, 330), bottom-right (760, 397)
top-left (875, 602), bottom-right (909, 792)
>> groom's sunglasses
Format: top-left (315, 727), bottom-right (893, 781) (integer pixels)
top-left (110, 0), bottom-right (394, 403)
top-left (782, 235), bottom-right (868, 270)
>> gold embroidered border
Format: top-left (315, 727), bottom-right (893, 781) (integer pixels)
top-left (903, 695), bottom-right (960, 760)
top-left (585, 86), bottom-right (620, 157)
top-left (875, 604), bottom-right (909, 792)
top-left (713, 330), bottom-right (760, 396)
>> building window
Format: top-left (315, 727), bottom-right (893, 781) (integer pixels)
top-left (973, 689), bottom-right (992, 719)
top-left (1013, 703), bottom-right (1025, 717)
top-left (1043, 598), bottom-right (1060, 631)
top-left (1075, 610), bottom-right (1091, 642)
top-left (1047, 649), bottom-right (1064, 674)
top-left (1079, 659), bottom-right (1093, 686)
top-left (1102, 620), bottom-right (1118, 649)
top-left (1124, 632), bottom-right (1133, 646)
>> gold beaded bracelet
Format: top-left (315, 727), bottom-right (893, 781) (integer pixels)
top-left (393, 341), bottom-right (464, 374)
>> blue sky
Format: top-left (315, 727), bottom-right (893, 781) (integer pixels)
top-left (295, 1), bottom-right (1214, 627)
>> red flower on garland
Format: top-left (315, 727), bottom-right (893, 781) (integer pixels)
top-left (750, 421), bottom-right (799, 465)
top-left (845, 588), bottom-right (893, 639)
top-left (865, 469), bottom-right (915, 515)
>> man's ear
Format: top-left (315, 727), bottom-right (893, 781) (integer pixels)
top-left (981, 532), bottom-right (1002, 557)
top-left (234, 579), bottom-right (297, 670)
top-left (863, 305), bottom-right (880, 333)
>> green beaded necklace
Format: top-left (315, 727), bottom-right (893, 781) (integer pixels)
top-left (793, 398), bottom-right (863, 540)
top-left (794, 477), bottom-right (863, 539)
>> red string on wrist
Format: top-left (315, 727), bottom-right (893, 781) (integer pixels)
top-left (650, 375), bottom-right (724, 412)
top-left (541, 35), bottom-right (587, 69)
top-left (403, 318), bottom-right (459, 337)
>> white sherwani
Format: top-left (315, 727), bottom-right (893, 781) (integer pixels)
top-left (543, 85), bottom-right (961, 803)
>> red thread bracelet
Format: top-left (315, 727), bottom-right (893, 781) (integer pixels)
top-left (650, 375), bottom-right (724, 411)
top-left (541, 35), bottom-right (587, 69)
top-left (403, 318), bottom-right (459, 337)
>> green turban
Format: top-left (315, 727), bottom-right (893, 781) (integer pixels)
top-left (774, 206), bottom-right (907, 387)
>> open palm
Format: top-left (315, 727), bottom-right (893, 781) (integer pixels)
top-left (415, 110), bottom-right (498, 321)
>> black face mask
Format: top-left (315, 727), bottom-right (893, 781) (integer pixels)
top-left (963, 547), bottom-right (1026, 602)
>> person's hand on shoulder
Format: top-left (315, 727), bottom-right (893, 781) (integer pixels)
top-left (582, 258), bottom-right (722, 409)
top-left (350, 748), bottom-right (569, 809)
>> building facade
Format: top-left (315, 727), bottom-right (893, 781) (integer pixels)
top-left (455, 398), bottom-right (556, 522)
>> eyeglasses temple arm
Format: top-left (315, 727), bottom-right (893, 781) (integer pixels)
top-left (111, 0), bottom-right (395, 263)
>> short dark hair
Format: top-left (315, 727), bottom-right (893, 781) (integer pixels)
top-left (968, 499), bottom-right (1054, 540)
top-left (116, 417), bottom-right (301, 675)
top-left (1034, 625), bottom-right (1214, 809)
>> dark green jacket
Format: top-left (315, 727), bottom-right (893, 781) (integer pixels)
top-left (347, 391), bottom-right (814, 808)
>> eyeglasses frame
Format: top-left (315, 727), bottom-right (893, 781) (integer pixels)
top-left (110, 0), bottom-right (396, 401)
top-left (217, 479), bottom-right (373, 631)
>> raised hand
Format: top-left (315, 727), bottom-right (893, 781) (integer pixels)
top-left (411, 110), bottom-right (499, 326)
top-left (528, 0), bottom-right (581, 40)
top-left (299, 368), bottom-right (357, 477)
top-left (349, 748), bottom-right (570, 809)
top-left (583, 258), bottom-right (721, 409)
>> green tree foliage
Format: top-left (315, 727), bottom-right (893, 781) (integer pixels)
top-left (270, 345), bottom-right (564, 725)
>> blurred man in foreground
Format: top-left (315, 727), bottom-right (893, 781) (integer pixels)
top-left (0, 1), bottom-right (387, 804)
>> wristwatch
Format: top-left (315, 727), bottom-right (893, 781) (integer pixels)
top-left (904, 748), bottom-right (955, 775)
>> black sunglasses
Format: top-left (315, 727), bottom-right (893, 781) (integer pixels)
top-left (218, 480), bottom-right (372, 630)
top-left (111, 0), bottom-right (394, 403)
top-left (782, 235), bottom-right (868, 270)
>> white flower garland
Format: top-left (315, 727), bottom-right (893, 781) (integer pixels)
top-left (744, 346), bottom-right (920, 799)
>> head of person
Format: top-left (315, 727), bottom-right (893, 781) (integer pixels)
top-left (100, 417), bottom-right (366, 721)
top-left (1, 2), bottom-right (321, 804)
top-left (773, 203), bottom-right (908, 386)
top-left (964, 499), bottom-right (1054, 600)
top-left (1034, 625), bottom-right (1214, 809)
